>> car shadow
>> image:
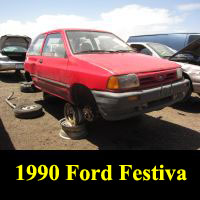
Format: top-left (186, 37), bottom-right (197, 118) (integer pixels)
top-left (86, 115), bottom-right (200, 150)
top-left (35, 99), bottom-right (65, 120)
top-left (36, 99), bottom-right (200, 150)
top-left (0, 118), bottom-right (15, 150)
top-left (0, 71), bottom-right (24, 83)
top-left (171, 95), bottom-right (200, 114)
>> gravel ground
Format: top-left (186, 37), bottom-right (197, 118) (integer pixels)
top-left (0, 71), bottom-right (200, 150)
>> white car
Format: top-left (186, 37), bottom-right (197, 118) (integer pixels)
top-left (128, 41), bottom-right (200, 98)
top-left (0, 35), bottom-right (31, 73)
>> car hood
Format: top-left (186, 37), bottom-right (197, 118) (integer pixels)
top-left (75, 53), bottom-right (179, 75)
top-left (169, 38), bottom-right (200, 60)
top-left (0, 35), bottom-right (31, 50)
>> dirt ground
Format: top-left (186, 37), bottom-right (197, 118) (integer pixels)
top-left (0, 71), bottom-right (200, 150)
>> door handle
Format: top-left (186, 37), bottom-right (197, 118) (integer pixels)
top-left (39, 59), bottom-right (43, 64)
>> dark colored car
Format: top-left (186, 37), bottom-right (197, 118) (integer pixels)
top-left (0, 35), bottom-right (31, 72)
top-left (127, 33), bottom-right (200, 51)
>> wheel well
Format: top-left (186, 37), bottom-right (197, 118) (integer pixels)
top-left (183, 72), bottom-right (193, 91)
top-left (71, 84), bottom-right (97, 108)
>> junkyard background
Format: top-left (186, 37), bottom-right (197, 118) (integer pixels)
top-left (0, 71), bottom-right (200, 150)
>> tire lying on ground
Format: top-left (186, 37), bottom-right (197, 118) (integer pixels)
top-left (14, 104), bottom-right (43, 119)
top-left (20, 82), bottom-right (39, 93)
top-left (20, 82), bottom-right (34, 93)
top-left (59, 118), bottom-right (88, 140)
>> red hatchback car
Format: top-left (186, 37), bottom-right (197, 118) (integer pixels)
top-left (24, 29), bottom-right (189, 124)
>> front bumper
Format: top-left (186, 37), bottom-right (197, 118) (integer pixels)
top-left (0, 62), bottom-right (24, 71)
top-left (92, 79), bottom-right (190, 121)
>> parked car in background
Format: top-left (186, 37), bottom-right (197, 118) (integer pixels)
top-left (128, 40), bottom-right (200, 99)
top-left (127, 33), bottom-right (200, 51)
top-left (24, 29), bottom-right (189, 124)
top-left (0, 35), bottom-right (31, 73)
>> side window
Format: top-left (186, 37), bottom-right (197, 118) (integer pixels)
top-left (42, 33), bottom-right (66, 58)
top-left (140, 47), bottom-right (152, 56)
top-left (130, 44), bottom-right (152, 55)
top-left (130, 44), bottom-right (146, 53)
top-left (28, 35), bottom-right (45, 56)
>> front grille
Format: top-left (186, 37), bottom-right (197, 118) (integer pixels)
top-left (139, 70), bottom-right (177, 89)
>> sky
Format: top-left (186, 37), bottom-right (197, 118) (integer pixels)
top-left (0, 0), bottom-right (200, 40)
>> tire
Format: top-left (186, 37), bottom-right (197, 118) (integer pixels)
top-left (20, 82), bottom-right (39, 93)
top-left (60, 118), bottom-right (87, 140)
top-left (21, 81), bottom-right (31, 84)
top-left (24, 71), bottom-right (32, 82)
top-left (14, 104), bottom-right (43, 119)
top-left (64, 103), bottom-right (85, 126)
top-left (72, 86), bottom-right (99, 122)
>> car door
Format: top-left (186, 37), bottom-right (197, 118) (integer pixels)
top-left (26, 34), bottom-right (46, 83)
top-left (37, 32), bottom-right (69, 100)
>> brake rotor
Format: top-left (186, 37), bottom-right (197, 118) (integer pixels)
top-left (82, 106), bottom-right (95, 122)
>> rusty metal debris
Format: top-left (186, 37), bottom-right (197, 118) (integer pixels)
top-left (5, 92), bottom-right (16, 109)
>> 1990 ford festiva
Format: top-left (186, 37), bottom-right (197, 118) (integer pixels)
top-left (24, 29), bottom-right (190, 124)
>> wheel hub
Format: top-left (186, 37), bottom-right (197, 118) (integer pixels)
top-left (64, 103), bottom-right (77, 126)
top-left (21, 105), bottom-right (37, 111)
top-left (83, 106), bottom-right (94, 122)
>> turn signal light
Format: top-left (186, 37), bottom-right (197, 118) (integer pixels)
top-left (107, 76), bottom-right (120, 89)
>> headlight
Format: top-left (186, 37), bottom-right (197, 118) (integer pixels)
top-left (107, 74), bottom-right (140, 90)
top-left (176, 68), bottom-right (183, 80)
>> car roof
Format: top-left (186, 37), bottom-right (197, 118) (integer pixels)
top-left (0, 34), bottom-right (31, 39)
top-left (42, 28), bottom-right (112, 35)
top-left (129, 33), bottom-right (200, 37)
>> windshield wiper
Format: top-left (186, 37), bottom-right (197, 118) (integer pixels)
top-left (109, 50), bottom-right (134, 53)
top-left (77, 49), bottom-right (134, 54)
top-left (77, 50), bottom-right (114, 54)
top-left (162, 56), bottom-right (171, 59)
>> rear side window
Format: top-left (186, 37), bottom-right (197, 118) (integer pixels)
top-left (140, 47), bottom-right (152, 56)
top-left (42, 33), bottom-right (66, 58)
top-left (130, 44), bottom-right (152, 55)
top-left (28, 34), bottom-right (45, 56)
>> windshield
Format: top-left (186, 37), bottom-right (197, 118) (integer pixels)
top-left (2, 46), bottom-right (27, 53)
top-left (147, 43), bottom-right (176, 58)
top-left (66, 31), bottom-right (133, 54)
